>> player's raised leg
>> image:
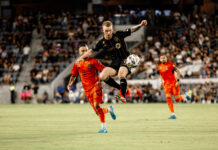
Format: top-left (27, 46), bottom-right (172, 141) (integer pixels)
top-left (173, 83), bottom-right (191, 102)
top-left (99, 67), bottom-right (121, 90)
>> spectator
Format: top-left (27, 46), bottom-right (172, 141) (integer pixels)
top-left (41, 91), bottom-right (49, 104)
top-left (133, 85), bottom-right (142, 103)
top-left (19, 82), bottom-right (32, 103)
top-left (12, 63), bottom-right (20, 72)
top-left (20, 89), bottom-right (32, 104)
top-left (126, 87), bottom-right (132, 103)
top-left (10, 82), bottom-right (16, 104)
top-left (108, 87), bottom-right (115, 103)
top-left (23, 45), bottom-right (31, 61)
top-left (53, 86), bottom-right (69, 104)
top-left (68, 88), bottom-right (80, 103)
top-left (3, 72), bottom-right (10, 84)
top-left (32, 83), bottom-right (39, 102)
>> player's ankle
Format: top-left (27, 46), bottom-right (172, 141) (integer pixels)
top-left (108, 107), bottom-right (112, 113)
top-left (101, 123), bottom-right (106, 129)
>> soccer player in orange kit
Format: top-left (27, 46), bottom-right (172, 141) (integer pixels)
top-left (158, 55), bottom-right (190, 119)
top-left (67, 43), bottom-right (116, 133)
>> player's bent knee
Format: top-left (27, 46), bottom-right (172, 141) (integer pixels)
top-left (99, 72), bottom-right (105, 80)
top-left (118, 71), bottom-right (127, 78)
top-left (100, 68), bottom-right (115, 80)
top-left (100, 72), bottom-right (109, 81)
top-left (94, 102), bottom-right (100, 109)
top-left (118, 67), bottom-right (128, 78)
top-left (166, 95), bottom-right (172, 101)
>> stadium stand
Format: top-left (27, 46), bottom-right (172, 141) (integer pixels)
top-left (30, 12), bottom-right (103, 83)
top-left (129, 11), bottom-right (217, 79)
top-left (0, 14), bottom-right (34, 84)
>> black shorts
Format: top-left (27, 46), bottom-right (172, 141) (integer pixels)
top-left (109, 60), bottom-right (131, 75)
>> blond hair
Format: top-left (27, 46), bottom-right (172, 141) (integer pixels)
top-left (102, 21), bottom-right (113, 27)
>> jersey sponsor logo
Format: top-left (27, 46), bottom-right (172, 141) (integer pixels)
top-left (115, 43), bottom-right (121, 49)
top-left (108, 47), bottom-right (115, 51)
top-left (102, 40), bottom-right (108, 47)
top-left (160, 66), bottom-right (168, 72)
top-left (114, 36), bottom-right (119, 42)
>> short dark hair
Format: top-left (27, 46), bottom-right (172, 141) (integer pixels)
top-left (78, 43), bottom-right (88, 49)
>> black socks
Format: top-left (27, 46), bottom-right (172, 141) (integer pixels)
top-left (120, 78), bottom-right (127, 98)
top-left (104, 77), bottom-right (121, 90)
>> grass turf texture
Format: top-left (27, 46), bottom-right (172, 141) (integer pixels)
top-left (0, 104), bottom-right (217, 150)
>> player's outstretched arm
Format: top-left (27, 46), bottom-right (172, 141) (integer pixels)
top-left (131, 20), bottom-right (147, 33)
top-left (76, 49), bottom-right (94, 63)
top-left (175, 69), bottom-right (181, 87)
top-left (67, 75), bottom-right (76, 91)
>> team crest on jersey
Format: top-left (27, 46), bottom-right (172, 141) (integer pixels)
top-left (88, 64), bottom-right (92, 69)
top-left (103, 41), bottom-right (107, 47)
top-left (115, 43), bottom-right (121, 49)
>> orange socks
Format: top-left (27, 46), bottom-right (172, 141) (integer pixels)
top-left (96, 107), bottom-right (105, 123)
top-left (90, 103), bottom-right (108, 123)
top-left (175, 95), bottom-right (185, 102)
top-left (102, 108), bottom-right (108, 114)
top-left (166, 96), bottom-right (174, 113)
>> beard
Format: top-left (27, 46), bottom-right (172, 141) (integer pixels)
top-left (106, 36), bottom-right (112, 40)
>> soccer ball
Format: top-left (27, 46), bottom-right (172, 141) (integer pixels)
top-left (125, 54), bottom-right (140, 68)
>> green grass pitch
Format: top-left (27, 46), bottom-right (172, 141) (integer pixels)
top-left (0, 104), bottom-right (218, 150)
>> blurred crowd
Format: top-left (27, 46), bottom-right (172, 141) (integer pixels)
top-left (130, 11), bottom-right (217, 79)
top-left (0, 13), bottom-right (35, 84)
top-left (20, 81), bottom-right (216, 104)
top-left (181, 81), bottom-right (217, 104)
top-left (30, 12), bottom-right (109, 83)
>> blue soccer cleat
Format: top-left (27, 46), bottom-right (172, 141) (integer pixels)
top-left (168, 114), bottom-right (177, 119)
top-left (185, 92), bottom-right (191, 101)
top-left (98, 128), bottom-right (108, 133)
top-left (109, 105), bottom-right (116, 120)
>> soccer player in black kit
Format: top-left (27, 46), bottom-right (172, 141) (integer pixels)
top-left (77, 20), bottom-right (147, 103)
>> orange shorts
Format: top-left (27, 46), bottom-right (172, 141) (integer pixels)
top-left (86, 85), bottom-right (103, 104)
top-left (164, 84), bottom-right (180, 96)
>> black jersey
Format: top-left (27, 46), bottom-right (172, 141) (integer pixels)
top-left (93, 28), bottom-right (131, 62)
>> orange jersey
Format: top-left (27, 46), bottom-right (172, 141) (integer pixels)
top-left (158, 61), bottom-right (176, 85)
top-left (71, 57), bottom-right (104, 93)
